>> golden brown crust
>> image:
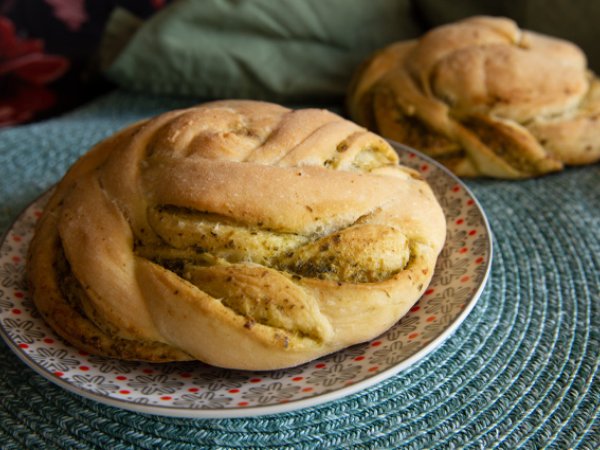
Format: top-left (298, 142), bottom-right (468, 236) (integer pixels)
top-left (347, 16), bottom-right (600, 178)
top-left (28, 100), bottom-right (445, 370)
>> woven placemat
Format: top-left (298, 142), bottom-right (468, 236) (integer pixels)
top-left (0, 92), bottom-right (598, 449)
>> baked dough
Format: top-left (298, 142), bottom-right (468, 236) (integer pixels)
top-left (28, 100), bottom-right (446, 370)
top-left (347, 16), bottom-right (600, 178)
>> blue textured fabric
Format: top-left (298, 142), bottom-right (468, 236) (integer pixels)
top-left (0, 91), bottom-right (598, 449)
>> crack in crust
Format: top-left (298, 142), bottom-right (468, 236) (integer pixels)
top-left (28, 100), bottom-right (446, 370)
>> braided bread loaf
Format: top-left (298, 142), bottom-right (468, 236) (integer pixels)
top-left (28, 100), bottom-right (445, 370)
top-left (347, 16), bottom-right (600, 178)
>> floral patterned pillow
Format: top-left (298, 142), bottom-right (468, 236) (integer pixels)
top-left (0, 0), bottom-right (169, 127)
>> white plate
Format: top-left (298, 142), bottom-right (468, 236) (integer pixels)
top-left (0, 142), bottom-right (492, 418)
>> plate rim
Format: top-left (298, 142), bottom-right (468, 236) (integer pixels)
top-left (0, 141), bottom-right (493, 418)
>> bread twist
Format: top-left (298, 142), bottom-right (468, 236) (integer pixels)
top-left (28, 100), bottom-right (445, 370)
top-left (347, 16), bottom-right (600, 178)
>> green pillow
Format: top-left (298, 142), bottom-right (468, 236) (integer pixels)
top-left (100, 0), bottom-right (421, 102)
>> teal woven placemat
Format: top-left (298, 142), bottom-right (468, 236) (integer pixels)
top-left (0, 91), bottom-right (598, 449)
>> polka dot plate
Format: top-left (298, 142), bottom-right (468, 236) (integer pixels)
top-left (0, 142), bottom-right (492, 418)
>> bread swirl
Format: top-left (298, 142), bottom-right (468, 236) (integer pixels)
top-left (28, 100), bottom-right (446, 370)
top-left (347, 16), bottom-right (600, 178)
